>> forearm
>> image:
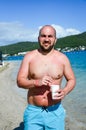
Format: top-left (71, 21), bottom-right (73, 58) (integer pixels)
top-left (17, 75), bottom-right (54, 89)
top-left (17, 77), bottom-right (42, 89)
top-left (17, 78), bottom-right (35, 89)
top-left (63, 79), bottom-right (76, 95)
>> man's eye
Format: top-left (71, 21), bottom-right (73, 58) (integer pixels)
top-left (41, 35), bottom-right (46, 37)
top-left (41, 35), bottom-right (53, 38)
top-left (48, 35), bottom-right (53, 38)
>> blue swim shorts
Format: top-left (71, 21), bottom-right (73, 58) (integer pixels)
top-left (23, 102), bottom-right (66, 130)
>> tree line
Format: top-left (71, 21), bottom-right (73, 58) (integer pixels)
top-left (0, 32), bottom-right (86, 55)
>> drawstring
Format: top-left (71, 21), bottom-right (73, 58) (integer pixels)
top-left (42, 107), bottom-right (48, 112)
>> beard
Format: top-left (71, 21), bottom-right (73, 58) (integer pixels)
top-left (39, 43), bottom-right (54, 53)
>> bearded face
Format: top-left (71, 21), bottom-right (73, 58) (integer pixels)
top-left (38, 26), bottom-right (57, 54)
top-left (39, 40), bottom-right (55, 53)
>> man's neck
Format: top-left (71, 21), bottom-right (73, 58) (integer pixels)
top-left (38, 48), bottom-right (55, 56)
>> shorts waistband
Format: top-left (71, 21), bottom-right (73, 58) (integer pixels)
top-left (27, 102), bottom-right (61, 111)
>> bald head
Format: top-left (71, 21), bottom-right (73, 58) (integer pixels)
top-left (39, 25), bottom-right (56, 38)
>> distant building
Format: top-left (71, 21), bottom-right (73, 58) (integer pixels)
top-left (18, 51), bottom-right (27, 55)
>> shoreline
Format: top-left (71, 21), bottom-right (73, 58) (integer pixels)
top-left (0, 62), bottom-right (9, 72)
top-left (0, 61), bottom-right (86, 130)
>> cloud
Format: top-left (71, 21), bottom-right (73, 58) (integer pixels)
top-left (0, 22), bottom-right (39, 46)
top-left (0, 22), bottom-right (81, 46)
top-left (52, 24), bottom-right (81, 38)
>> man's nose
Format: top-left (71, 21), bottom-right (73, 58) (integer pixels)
top-left (44, 36), bottom-right (50, 41)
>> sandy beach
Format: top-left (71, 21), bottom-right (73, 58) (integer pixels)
top-left (0, 62), bottom-right (27, 130)
top-left (0, 61), bottom-right (86, 130)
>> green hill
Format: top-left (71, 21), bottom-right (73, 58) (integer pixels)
top-left (0, 32), bottom-right (86, 55)
top-left (55, 32), bottom-right (86, 49)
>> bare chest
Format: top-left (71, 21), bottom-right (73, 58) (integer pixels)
top-left (29, 58), bottom-right (63, 79)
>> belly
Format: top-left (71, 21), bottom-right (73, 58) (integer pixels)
top-left (27, 87), bottom-right (61, 106)
top-left (30, 95), bottom-right (50, 106)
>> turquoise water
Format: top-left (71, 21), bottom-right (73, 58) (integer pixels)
top-left (7, 50), bottom-right (86, 129)
top-left (62, 51), bottom-right (86, 127)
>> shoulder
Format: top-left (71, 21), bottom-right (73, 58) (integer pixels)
top-left (25, 49), bottom-right (37, 57)
top-left (54, 50), bottom-right (70, 64)
top-left (54, 50), bottom-right (67, 58)
top-left (23, 49), bottom-right (37, 61)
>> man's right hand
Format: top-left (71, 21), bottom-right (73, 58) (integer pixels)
top-left (34, 75), bottom-right (53, 87)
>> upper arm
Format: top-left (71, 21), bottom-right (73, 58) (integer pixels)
top-left (63, 55), bottom-right (75, 81)
top-left (17, 53), bottom-right (30, 79)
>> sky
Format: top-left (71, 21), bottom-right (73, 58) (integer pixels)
top-left (0, 0), bottom-right (86, 46)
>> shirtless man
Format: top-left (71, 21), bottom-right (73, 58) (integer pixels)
top-left (17, 25), bottom-right (76, 130)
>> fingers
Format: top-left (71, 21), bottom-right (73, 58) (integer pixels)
top-left (34, 75), bottom-right (53, 87)
top-left (54, 89), bottom-right (65, 100)
top-left (41, 75), bottom-right (53, 86)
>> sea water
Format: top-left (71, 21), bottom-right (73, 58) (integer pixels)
top-left (62, 51), bottom-right (86, 129)
top-left (6, 50), bottom-right (86, 129)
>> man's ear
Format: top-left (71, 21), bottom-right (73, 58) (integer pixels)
top-left (54, 38), bottom-right (57, 45)
top-left (38, 36), bottom-right (39, 42)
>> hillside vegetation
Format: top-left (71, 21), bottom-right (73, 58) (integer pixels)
top-left (0, 32), bottom-right (86, 55)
